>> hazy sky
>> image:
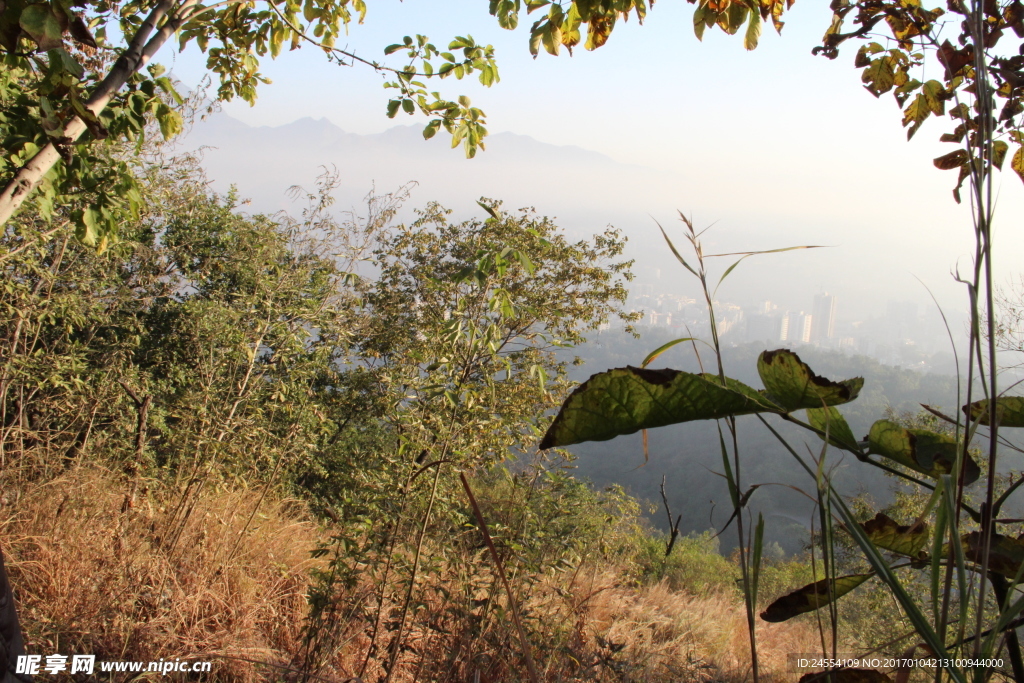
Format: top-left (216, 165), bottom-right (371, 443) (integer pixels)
top-left (165, 1), bottom-right (1024, 322)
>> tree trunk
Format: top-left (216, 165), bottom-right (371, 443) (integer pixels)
top-left (0, 546), bottom-right (28, 683)
top-left (0, 0), bottom-right (195, 226)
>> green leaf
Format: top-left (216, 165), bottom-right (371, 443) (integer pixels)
top-left (422, 119), bottom-right (442, 139)
top-left (693, 5), bottom-right (708, 40)
top-left (963, 396), bottom-right (1024, 426)
top-left (539, 366), bottom-right (781, 449)
top-left (655, 220), bottom-right (697, 277)
top-left (862, 56), bottom-right (897, 96)
top-left (750, 512), bottom-right (765, 606)
top-left (719, 1), bottom-right (747, 35)
top-left (922, 79), bottom-right (946, 115)
top-left (640, 337), bottom-right (696, 369)
top-left (856, 512), bottom-right (929, 559)
top-left (541, 19), bottom-right (561, 55)
top-left (829, 487), bottom-right (960, 677)
top-left (718, 423), bottom-right (739, 507)
top-left (156, 103), bottom-right (183, 140)
top-left (69, 95), bottom-right (107, 139)
top-left (743, 3), bottom-right (761, 50)
top-left (806, 406), bottom-right (859, 451)
top-left (866, 419), bottom-right (980, 485)
top-left (52, 47), bottom-right (83, 78)
top-left (476, 200), bottom-right (500, 220)
top-left (155, 76), bottom-right (184, 105)
top-left (75, 206), bottom-right (99, 246)
top-left (760, 573), bottom-right (872, 622)
top-left (513, 250), bottom-right (535, 275)
top-left (757, 349), bottom-right (863, 412)
top-left (20, 3), bottom-right (64, 50)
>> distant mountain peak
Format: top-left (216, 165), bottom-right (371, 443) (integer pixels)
top-left (277, 116), bottom-right (342, 130)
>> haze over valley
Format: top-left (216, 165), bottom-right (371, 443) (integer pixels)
top-left (181, 112), bottom-right (970, 374)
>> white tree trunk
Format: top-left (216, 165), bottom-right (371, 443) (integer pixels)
top-left (0, 0), bottom-right (196, 226)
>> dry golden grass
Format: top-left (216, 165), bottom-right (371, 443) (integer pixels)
top-left (334, 561), bottom-right (825, 682)
top-left (569, 573), bottom-right (815, 679)
top-left (0, 468), bottom-right (829, 682)
top-left (1, 466), bottom-right (322, 682)
top-left (539, 570), bottom-right (823, 683)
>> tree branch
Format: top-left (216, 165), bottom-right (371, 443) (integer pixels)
top-left (0, 0), bottom-right (197, 226)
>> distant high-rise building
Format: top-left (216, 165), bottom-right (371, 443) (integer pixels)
top-left (799, 313), bottom-right (814, 343)
top-left (781, 311), bottom-right (813, 344)
top-left (811, 293), bottom-right (837, 343)
top-left (779, 312), bottom-right (791, 341)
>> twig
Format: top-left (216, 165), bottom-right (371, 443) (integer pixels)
top-left (459, 471), bottom-right (541, 683)
top-left (659, 474), bottom-right (682, 557)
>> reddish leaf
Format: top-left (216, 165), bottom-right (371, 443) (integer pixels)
top-left (69, 14), bottom-right (96, 48)
top-left (937, 40), bottom-right (974, 79)
top-left (933, 149), bottom-right (969, 170)
top-left (1007, 1), bottom-right (1024, 38)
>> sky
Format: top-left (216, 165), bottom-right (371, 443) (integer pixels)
top-left (163, 0), bottom-right (1024, 324)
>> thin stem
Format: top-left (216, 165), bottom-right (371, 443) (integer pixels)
top-left (383, 455), bottom-right (445, 681)
top-left (966, 0), bottom-right (1001, 659)
top-left (459, 472), bottom-right (541, 683)
top-left (680, 213), bottom-right (759, 683)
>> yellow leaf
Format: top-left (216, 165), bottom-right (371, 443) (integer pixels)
top-left (1012, 145), bottom-right (1024, 184)
top-left (993, 140), bottom-right (1009, 170)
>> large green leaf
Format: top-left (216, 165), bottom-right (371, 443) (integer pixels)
top-left (758, 349), bottom-right (863, 411)
top-left (857, 512), bottom-right (929, 560)
top-left (962, 396), bottom-right (1024, 427)
top-left (19, 2), bottom-right (65, 50)
top-left (760, 573), bottom-right (872, 623)
top-left (866, 420), bottom-right (980, 485)
top-left (806, 406), bottom-right (859, 451)
top-left (538, 366), bottom-right (780, 449)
